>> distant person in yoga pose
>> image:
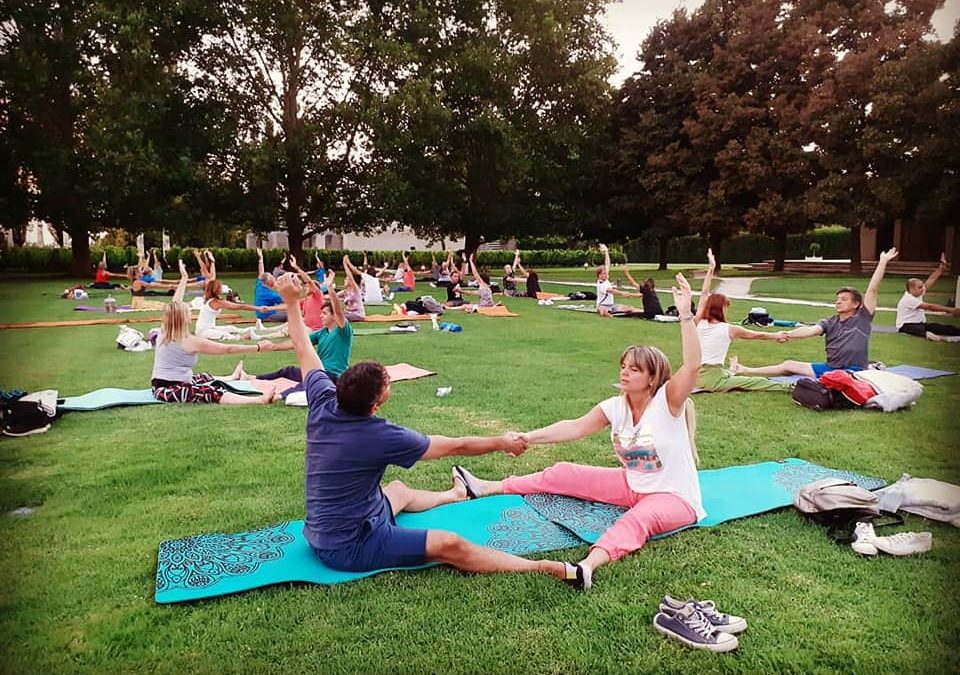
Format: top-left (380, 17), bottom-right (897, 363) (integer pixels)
top-left (513, 250), bottom-right (541, 298)
top-left (254, 248), bottom-right (288, 323)
top-left (623, 266), bottom-right (664, 319)
top-left (90, 252), bottom-right (127, 289)
top-left (502, 250), bottom-right (522, 297)
top-left (150, 260), bottom-right (278, 405)
top-left (895, 252), bottom-right (960, 341)
top-left (596, 244), bottom-right (640, 317)
top-left (272, 273), bottom-right (577, 583)
top-left (729, 248), bottom-right (899, 378)
top-left (195, 279), bottom-right (271, 341)
top-left (232, 269), bottom-right (353, 398)
top-left (340, 254), bottom-right (368, 321)
top-left (692, 249), bottom-right (791, 392)
top-left (452, 273), bottom-right (703, 590)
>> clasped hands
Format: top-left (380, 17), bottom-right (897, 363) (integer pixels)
top-left (500, 431), bottom-right (531, 457)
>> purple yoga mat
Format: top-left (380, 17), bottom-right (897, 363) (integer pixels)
top-left (73, 304), bottom-right (133, 312)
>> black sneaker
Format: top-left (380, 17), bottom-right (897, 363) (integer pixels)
top-left (562, 562), bottom-right (592, 591)
top-left (3, 423), bottom-right (51, 437)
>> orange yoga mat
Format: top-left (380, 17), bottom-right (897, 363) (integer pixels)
top-left (0, 313), bottom-right (245, 330)
top-left (536, 292), bottom-right (566, 300)
top-left (476, 305), bottom-right (518, 317)
top-left (384, 363), bottom-right (436, 381)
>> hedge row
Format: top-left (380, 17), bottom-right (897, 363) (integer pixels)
top-left (624, 227), bottom-right (850, 264)
top-left (0, 227), bottom-right (850, 273)
top-left (0, 245), bottom-right (628, 274)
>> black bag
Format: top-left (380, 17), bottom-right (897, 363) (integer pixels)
top-left (404, 299), bottom-right (428, 314)
top-left (792, 378), bottom-right (835, 411)
top-left (567, 291), bottom-right (596, 301)
top-left (743, 307), bottom-right (772, 326)
top-left (1, 398), bottom-right (58, 437)
top-left (794, 478), bottom-right (902, 543)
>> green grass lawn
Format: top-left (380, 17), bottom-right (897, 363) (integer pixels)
top-left (751, 274), bottom-right (959, 313)
top-left (1, 272), bottom-right (958, 675)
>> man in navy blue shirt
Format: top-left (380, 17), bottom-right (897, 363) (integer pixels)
top-left (274, 274), bottom-right (575, 582)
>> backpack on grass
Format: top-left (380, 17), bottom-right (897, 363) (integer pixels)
top-left (742, 307), bottom-right (772, 326)
top-left (794, 478), bottom-right (901, 543)
top-left (791, 378), bottom-right (856, 411)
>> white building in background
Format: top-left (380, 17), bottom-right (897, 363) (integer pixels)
top-left (245, 226), bottom-right (465, 252)
top-left (2, 219), bottom-right (73, 248)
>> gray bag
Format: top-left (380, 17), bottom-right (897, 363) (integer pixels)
top-left (794, 478), bottom-right (880, 515)
top-left (794, 478), bottom-right (898, 543)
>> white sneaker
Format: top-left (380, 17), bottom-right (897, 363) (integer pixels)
top-left (873, 531), bottom-right (933, 556)
top-left (851, 521), bottom-right (879, 556)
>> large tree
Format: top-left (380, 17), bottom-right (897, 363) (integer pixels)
top-left (194, 0), bottom-right (393, 260)
top-left (1, 1), bottom-right (220, 274)
top-left (370, 0), bottom-right (616, 254)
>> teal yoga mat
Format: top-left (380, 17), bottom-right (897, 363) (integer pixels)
top-left (154, 458), bottom-right (884, 604)
top-left (523, 457), bottom-right (886, 542)
top-left (59, 379), bottom-right (262, 411)
top-left (156, 495), bottom-right (579, 604)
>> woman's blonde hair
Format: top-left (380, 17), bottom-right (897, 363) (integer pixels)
top-left (161, 301), bottom-right (191, 345)
top-left (620, 345), bottom-right (672, 392)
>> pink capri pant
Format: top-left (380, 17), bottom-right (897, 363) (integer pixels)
top-left (502, 462), bottom-right (697, 561)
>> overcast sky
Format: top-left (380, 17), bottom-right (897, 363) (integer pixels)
top-left (600, 0), bottom-right (960, 84)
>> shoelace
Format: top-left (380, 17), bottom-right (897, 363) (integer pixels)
top-left (682, 609), bottom-right (716, 638)
top-left (695, 601), bottom-right (728, 623)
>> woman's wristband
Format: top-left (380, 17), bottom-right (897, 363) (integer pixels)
top-left (256, 344), bottom-right (261, 352)
top-left (679, 314), bottom-right (694, 322)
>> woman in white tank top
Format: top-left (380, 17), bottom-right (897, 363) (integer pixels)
top-left (196, 279), bottom-right (269, 341)
top-left (449, 274), bottom-right (704, 591)
top-left (694, 249), bottom-right (792, 392)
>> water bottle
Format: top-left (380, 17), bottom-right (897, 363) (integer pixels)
top-left (104, 295), bottom-right (116, 313)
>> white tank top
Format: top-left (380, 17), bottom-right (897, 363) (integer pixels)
top-left (598, 386), bottom-right (705, 520)
top-left (195, 299), bottom-right (220, 335)
top-left (697, 320), bottom-right (732, 366)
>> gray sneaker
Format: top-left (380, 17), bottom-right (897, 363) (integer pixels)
top-left (653, 604), bottom-right (739, 653)
top-left (660, 595), bottom-right (748, 634)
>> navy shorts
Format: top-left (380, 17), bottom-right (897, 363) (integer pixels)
top-left (315, 516), bottom-right (429, 573)
top-left (811, 363), bottom-right (862, 378)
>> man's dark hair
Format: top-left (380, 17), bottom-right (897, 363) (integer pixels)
top-left (336, 361), bottom-right (388, 415)
top-left (836, 286), bottom-right (863, 307)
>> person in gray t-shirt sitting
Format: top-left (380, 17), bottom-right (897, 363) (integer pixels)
top-left (729, 249), bottom-right (898, 379)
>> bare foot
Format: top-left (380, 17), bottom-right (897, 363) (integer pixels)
top-left (728, 355), bottom-right (741, 373)
top-left (228, 360), bottom-right (244, 380)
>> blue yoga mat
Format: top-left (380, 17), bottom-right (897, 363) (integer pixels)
top-left (59, 379), bottom-right (262, 411)
top-left (522, 458), bottom-right (886, 542)
top-left (154, 458), bottom-right (884, 604)
top-left (156, 495), bottom-right (578, 604)
top-left (770, 364), bottom-right (956, 385)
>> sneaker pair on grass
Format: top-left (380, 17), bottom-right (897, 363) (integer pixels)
top-left (653, 596), bottom-right (747, 653)
top-left (851, 522), bottom-right (933, 556)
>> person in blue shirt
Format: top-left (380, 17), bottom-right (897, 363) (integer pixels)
top-left (254, 247), bottom-right (288, 322)
top-left (273, 274), bottom-right (579, 582)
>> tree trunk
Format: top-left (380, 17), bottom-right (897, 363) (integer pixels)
top-left (463, 232), bottom-right (481, 259)
top-left (951, 226), bottom-right (960, 277)
top-left (657, 236), bottom-right (669, 270)
top-left (849, 223), bottom-right (862, 274)
top-left (709, 231), bottom-right (723, 272)
top-left (69, 221), bottom-right (90, 277)
top-left (773, 230), bottom-right (787, 272)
